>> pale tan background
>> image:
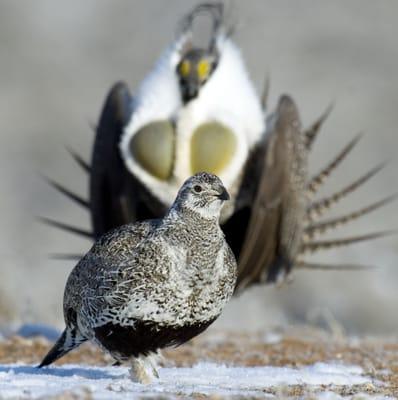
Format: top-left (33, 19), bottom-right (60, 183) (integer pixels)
top-left (0, 0), bottom-right (397, 334)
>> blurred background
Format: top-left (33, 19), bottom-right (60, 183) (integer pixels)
top-left (0, 0), bottom-right (397, 335)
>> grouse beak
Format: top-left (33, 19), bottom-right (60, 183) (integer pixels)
top-left (216, 186), bottom-right (230, 201)
top-left (182, 82), bottom-right (199, 103)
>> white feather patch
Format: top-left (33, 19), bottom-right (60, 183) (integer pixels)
top-left (120, 34), bottom-right (266, 207)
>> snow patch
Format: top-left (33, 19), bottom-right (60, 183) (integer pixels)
top-left (0, 362), bottom-right (374, 399)
top-left (263, 332), bottom-right (282, 344)
top-left (15, 323), bottom-right (61, 341)
top-left (317, 393), bottom-right (394, 400)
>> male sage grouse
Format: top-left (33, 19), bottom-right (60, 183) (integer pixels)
top-left (39, 173), bottom-right (236, 383)
top-left (44, 3), bottom-right (395, 290)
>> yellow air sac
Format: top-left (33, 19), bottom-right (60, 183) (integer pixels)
top-left (191, 122), bottom-right (237, 175)
top-left (130, 121), bottom-right (174, 180)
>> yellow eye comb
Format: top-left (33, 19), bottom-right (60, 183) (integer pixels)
top-left (179, 60), bottom-right (191, 77)
top-left (197, 59), bottom-right (210, 81)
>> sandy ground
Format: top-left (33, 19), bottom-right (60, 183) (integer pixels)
top-left (0, 1), bottom-right (397, 334)
top-left (0, 327), bottom-right (397, 398)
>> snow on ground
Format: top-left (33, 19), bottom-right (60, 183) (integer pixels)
top-left (0, 362), bottom-right (376, 399)
top-left (15, 324), bottom-right (60, 342)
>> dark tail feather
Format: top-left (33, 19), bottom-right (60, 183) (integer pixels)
top-left (305, 194), bottom-right (397, 238)
top-left (38, 330), bottom-right (68, 368)
top-left (300, 230), bottom-right (396, 254)
top-left (265, 256), bottom-right (293, 284)
top-left (38, 328), bottom-right (86, 368)
top-left (43, 177), bottom-right (90, 209)
top-left (261, 74), bottom-right (270, 110)
top-left (89, 121), bottom-right (97, 133)
top-left (304, 103), bottom-right (334, 150)
top-left (297, 261), bottom-right (374, 271)
top-left (66, 147), bottom-right (91, 174)
top-left (307, 162), bottom-right (387, 221)
top-left (306, 133), bottom-right (362, 196)
top-left (50, 253), bottom-right (84, 260)
top-left (38, 217), bottom-right (93, 239)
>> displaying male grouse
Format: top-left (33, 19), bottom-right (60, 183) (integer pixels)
top-left (43, 3), bottom-right (395, 290)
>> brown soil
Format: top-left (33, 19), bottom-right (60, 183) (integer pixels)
top-left (0, 327), bottom-right (397, 398)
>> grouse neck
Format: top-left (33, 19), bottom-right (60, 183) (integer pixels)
top-left (164, 205), bottom-right (222, 237)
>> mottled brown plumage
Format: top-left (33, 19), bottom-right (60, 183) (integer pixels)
top-left (39, 173), bottom-right (236, 383)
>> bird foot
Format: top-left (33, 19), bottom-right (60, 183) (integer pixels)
top-left (129, 356), bottom-right (159, 384)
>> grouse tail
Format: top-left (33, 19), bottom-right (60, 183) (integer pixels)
top-left (38, 327), bottom-right (87, 368)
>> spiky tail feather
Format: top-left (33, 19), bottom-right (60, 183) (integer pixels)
top-left (304, 103), bottom-right (334, 150)
top-left (38, 217), bottom-right (93, 239)
top-left (306, 133), bottom-right (362, 196)
top-left (38, 328), bottom-right (86, 368)
top-left (66, 146), bottom-right (91, 174)
top-left (43, 177), bottom-right (90, 209)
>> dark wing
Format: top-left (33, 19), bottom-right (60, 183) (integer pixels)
top-left (230, 94), bottom-right (395, 293)
top-left (230, 95), bottom-right (306, 291)
top-left (42, 82), bottom-right (164, 243)
top-left (90, 81), bottom-right (169, 239)
top-left (90, 81), bottom-right (134, 238)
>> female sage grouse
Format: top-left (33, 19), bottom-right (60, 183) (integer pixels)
top-left (39, 172), bottom-right (236, 383)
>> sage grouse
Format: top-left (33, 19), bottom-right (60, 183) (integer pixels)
top-left (44, 3), bottom-right (395, 289)
top-left (39, 173), bottom-right (236, 383)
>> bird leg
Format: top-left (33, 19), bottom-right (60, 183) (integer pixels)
top-left (129, 355), bottom-right (159, 384)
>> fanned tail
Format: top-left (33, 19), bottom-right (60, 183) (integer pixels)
top-left (260, 104), bottom-right (393, 282)
top-left (306, 163), bottom-right (387, 222)
top-left (304, 195), bottom-right (397, 239)
top-left (306, 134), bottom-right (362, 196)
top-left (300, 231), bottom-right (395, 254)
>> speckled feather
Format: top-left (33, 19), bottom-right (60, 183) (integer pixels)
top-left (45, 173), bottom-right (236, 368)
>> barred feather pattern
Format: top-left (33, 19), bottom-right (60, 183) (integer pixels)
top-left (294, 110), bottom-right (394, 265)
top-left (62, 174), bottom-right (237, 361)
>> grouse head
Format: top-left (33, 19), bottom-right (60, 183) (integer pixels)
top-left (174, 172), bottom-right (230, 219)
top-left (176, 3), bottom-right (223, 103)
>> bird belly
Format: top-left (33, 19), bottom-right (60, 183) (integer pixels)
top-left (93, 319), bottom-right (215, 359)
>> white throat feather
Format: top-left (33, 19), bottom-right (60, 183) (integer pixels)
top-left (120, 34), bottom-right (266, 208)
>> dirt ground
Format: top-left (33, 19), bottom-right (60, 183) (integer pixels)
top-left (0, 327), bottom-right (397, 398)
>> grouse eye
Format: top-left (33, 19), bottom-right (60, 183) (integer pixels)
top-left (197, 59), bottom-right (211, 81)
top-left (193, 185), bottom-right (203, 193)
top-left (178, 60), bottom-right (191, 78)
